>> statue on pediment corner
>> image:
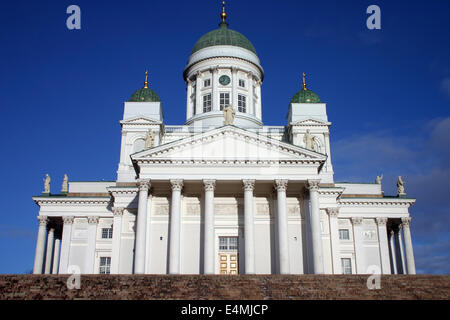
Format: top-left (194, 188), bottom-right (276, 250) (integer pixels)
top-left (223, 104), bottom-right (235, 125)
top-left (61, 174), bottom-right (68, 193)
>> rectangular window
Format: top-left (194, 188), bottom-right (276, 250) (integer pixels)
top-left (101, 227), bottom-right (113, 239)
top-left (220, 92), bottom-right (230, 110)
top-left (341, 258), bottom-right (352, 274)
top-left (204, 79), bottom-right (211, 87)
top-left (339, 229), bottom-right (350, 240)
top-left (203, 93), bottom-right (212, 112)
top-left (239, 79), bottom-right (245, 87)
top-left (238, 94), bottom-right (246, 113)
top-left (219, 236), bottom-right (239, 251)
top-left (99, 257), bottom-right (111, 274)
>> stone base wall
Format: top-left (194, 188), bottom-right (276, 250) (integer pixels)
top-left (0, 275), bottom-right (448, 300)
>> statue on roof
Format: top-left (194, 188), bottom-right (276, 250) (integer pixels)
top-left (223, 104), bottom-right (235, 125)
top-left (397, 176), bottom-right (406, 195)
top-left (43, 174), bottom-right (51, 194)
top-left (61, 174), bottom-right (68, 193)
top-left (375, 174), bottom-right (383, 184)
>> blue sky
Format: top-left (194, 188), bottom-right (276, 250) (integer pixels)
top-left (0, 0), bottom-right (449, 274)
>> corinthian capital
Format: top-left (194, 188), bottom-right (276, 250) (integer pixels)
top-left (112, 207), bottom-right (124, 217)
top-left (376, 217), bottom-right (388, 226)
top-left (307, 179), bottom-right (320, 191)
top-left (170, 179), bottom-right (184, 192)
top-left (274, 179), bottom-right (288, 192)
top-left (401, 217), bottom-right (411, 227)
top-left (37, 215), bottom-right (48, 226)
top-left (137, 179), bottom-right (151, 192)
top-left (242, 179), bottom-right (255, 192)
top-left (351, 217), bottom-right (363, 225)
top-left (326, 207), bottom-right (339, 217)
top-left (87, 216), bottom-right (99, 225)
top-left (203, 179), bottom-right (216, 192)
top-left (63, 216), bottom-right (74, 225)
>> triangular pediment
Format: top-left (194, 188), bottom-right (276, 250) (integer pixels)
top-left (290, 118), bottom-right (331, 126)
top-left (120, 116), bottom-right (162, 125)
top-left (132, 126), bottom-right (326, 165)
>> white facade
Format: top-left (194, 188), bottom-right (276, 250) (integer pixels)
top-left (32, 17), bottom-right (416, 276)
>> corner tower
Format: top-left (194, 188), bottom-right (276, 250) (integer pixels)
top-left (183, 1), bottom-right (264, 128)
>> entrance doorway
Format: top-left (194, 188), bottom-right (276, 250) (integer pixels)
top-left (218, 236), bottom-right (239, 274)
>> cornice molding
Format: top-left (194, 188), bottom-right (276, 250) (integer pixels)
top-left (33, 197), bottom-right (111, 206)
top-left (338, 198), bottom-right (416, 207)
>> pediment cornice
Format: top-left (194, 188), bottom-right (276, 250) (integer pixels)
top-left (120, 116), bottom-right (162, 126)
top-left (290, 118), bottom-right (331, 127)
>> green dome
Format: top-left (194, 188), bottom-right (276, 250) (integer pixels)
top-left (129, 87), bottom-right (161, 102)
top-left (191, 22), bottom-right (257, 55)
top-left (290, 88), bottom-right (321, 104)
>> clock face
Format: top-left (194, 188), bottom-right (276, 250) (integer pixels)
top-left (219, 75), bottom-right (231, 86)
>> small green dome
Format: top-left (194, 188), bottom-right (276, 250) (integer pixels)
top-left (129, 87), bottom-right (161, 102)
top-left (191, 22), bottom-right (257, 55)
top-left (290, 88), bottom-right (321, 104)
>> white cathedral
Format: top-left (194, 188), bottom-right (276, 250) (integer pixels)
top-left (32, 4), bottom-right (417, 276)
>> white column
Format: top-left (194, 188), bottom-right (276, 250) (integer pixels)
top-left (203, 179), bottom-right (216, 274)
top-left (52, 238), bottom-right (61, 274)
top-left (231, 67), bottom-right (238, 109)
top-left (186, 79), bottom-right (193, 119)
top-left (401, 217), bottom-right (416, 274)
top-left (59, 216), bottom-right (74, 274)
top-left (307, 179), bottom-right (324, 274)
top-left (243, 179), bottom-right (256, 274)
top-left (352, 217), bottom-right (365, 274)
top-left (247, 72), bottom-right (254, 115)
top-left (327, 208), bottom-right (341, 274)
top-left (33, 216), bottom-right (48, 274)
top-left (195, 71), bottom-right (202, 114)
top-left (169, 179), bottom-right (183, 274)
top-left (376, 218), bottom-right (391, 274)
top-left (256, 81), bottom-right (262, 119)
top-left (389, 230), bottom-right (398, 274)
top-left (211, 68), bottom-right (219, 111)
top-left (44, 227), bottom-right (55, 274)
top-left (111, 207), bottom-right (124, 274)
top-left (134, 179), bottom-right (150, 274)
top-left (274, 179), bottom-right (290, 274)
top-left (85, 216), bottom-right (99, 274)
top-left (396, 224), bottom-right (407, 274)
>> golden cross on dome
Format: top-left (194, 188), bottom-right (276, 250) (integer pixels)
top-left (221, 1), bottom-right (227, 22)
top-left (302, 72), bottom-right (307, 90)
top-left (144, 70), bottom-right (149, 88)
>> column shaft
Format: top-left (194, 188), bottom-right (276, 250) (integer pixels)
top-left (327, 208), bottom-right (341, 274)
top-left (134, 179), bottom-right (150, 274)
top-left (203, 180), bottom-right (216, 274)
top-left (33, 216), bottom-right (48, 274)
top-left (401, 218), bottom-right (416, 274)
top-left (44, 228), bottom-right (55, 274)
top-left (275, 179), bottom-right (290, 274)
top-left (389, 230), bottom-right (398, 274)
top-left (376, 218), bottom-right (391, 274)
top-left (59, 216), bottom-right (74, 274)
top-left (243, 180), bottom-right (255, 274)
top-left (169, 179), bottom-right (183, 274)
top-left (111, 207), bottom-right (124, 274)
top-left (352, 217), bottom-right (365, 274)
top-left (52, 238), bottom-right (61, 274)
top-left (396, 225), bottom-right (407, 274)
top-left (308, 180), bottom-right (324, 274)
top-left (85, 216), bottom-right (99, 273)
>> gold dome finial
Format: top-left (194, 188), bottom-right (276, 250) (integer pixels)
top-left (221, 1), bottom-right (227, 23)
top-left (144, 70), bottom-right (149, 88)
top-left (302, 72), bottom-right (307, 90)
